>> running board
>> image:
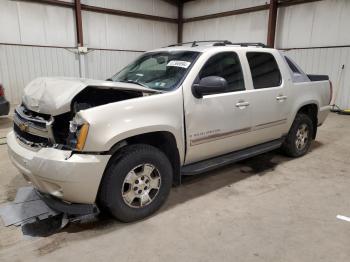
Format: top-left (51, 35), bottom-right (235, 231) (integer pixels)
top-left (181, 139), bottom-right (283, 176)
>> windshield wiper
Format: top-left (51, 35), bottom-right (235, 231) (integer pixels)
top-left (120, 80), bottom-right (149, 88)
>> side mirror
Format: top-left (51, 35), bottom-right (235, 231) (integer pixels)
top-left (192, 76), bottom-right (228, 98)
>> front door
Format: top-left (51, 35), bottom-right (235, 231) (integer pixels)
top-left (184, 51), bottom-right (254, 164)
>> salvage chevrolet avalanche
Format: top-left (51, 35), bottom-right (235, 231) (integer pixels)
top-left (7, 41), bottom-right (332, 222)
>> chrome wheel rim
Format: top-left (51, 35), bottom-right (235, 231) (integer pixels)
top-left (295, 123), bottom-right (309, 151)
top-left (121, 163), bottom-right (161, 208)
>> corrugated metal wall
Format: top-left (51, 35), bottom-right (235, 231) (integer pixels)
top-left (82, 13), bottom-right (177, 51)
top-left (276, 0), bottom-right (350, 109)
top-left (82, 0), bottom-right (177, 18)
top-left (1, 0), bottom-right (350, 108)
top-left (183, 11), bottom-right (268, 43)
top-left (284, 47), bottom-right (350, 109)
top-left (183, 0), bottom-right (350, 109)
top-left (183, 0), bottom-right (268, 43)
top-left (0, 0), bottom-right (76, 47)
top-left (276, 1), bottom-right (350, 48)
top-left (183, 0), bottom-right (267, 18)
top-left (0, 45), bottom-right (80, 104)
top-left (0, 0), bottom-right (177, 104)
top-left (84, 50), bottom-right (141, 80)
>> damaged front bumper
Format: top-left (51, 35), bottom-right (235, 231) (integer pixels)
top-left (7, 131), bottom-right (111, 205)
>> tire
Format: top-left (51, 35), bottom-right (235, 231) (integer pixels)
top-left (282, 113), bottom-right (314, 157)
top-left (99, 144), bottom-right (173, 222)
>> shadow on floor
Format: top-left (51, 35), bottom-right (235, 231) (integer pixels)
top-left (5, 142), bottom-right (325, 238)
top-left (62, 149), bottom-right (297, 236)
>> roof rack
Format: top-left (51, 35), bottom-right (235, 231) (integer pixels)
top-left (167, 40), bottom-right (266, 48)
top-left (230, 42), bottom-right (266, 48)
top-left (168, 40), bottom-right (232, 47)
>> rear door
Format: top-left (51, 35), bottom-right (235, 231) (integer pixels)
top-left (244, 51), bottom-right (290, 144)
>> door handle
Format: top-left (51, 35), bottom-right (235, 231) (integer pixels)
top-left (235, 101), bottom-right (250, 108)
top-left (276, 95), bottom-right (287, 101)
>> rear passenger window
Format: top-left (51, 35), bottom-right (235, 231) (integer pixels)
top-left (199, 52), bottom-right (245, 92)
top-left (246, 52), bottom-right (282, 89)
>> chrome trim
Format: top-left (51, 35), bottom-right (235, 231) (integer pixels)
top-left (13, 105), bottom-right (56, 143)
top-left (190, 127), bottom-right (251, 146)
top-left (13, 114), bottom-right (48, 138)
top-left (254, 118), bottom-right (287, 130)
top-left (15, 105), bottom-right (47, 125)
top-left (189, 118), bottom-right (287, 146)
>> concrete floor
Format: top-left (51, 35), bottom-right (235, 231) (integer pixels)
top-left (0, 113), bottom-right (349, 262)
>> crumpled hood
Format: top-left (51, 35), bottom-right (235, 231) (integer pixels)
top-left (22, 77), bottom-right (158, 116)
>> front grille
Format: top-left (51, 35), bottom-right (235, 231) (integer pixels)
top-left (16, 108), bottom-right (47, 129)
top-left (14, 124), bottom-right (49, 145)
top-left (13, 105), bottom-right (54, 145)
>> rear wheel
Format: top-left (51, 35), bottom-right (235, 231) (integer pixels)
top-left (99, 144), bottom-right (173, 222)
top-left (282, 113), bottom-right (314, 157)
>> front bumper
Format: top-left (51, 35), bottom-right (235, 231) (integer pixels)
top-left (0, 97), bottom-right (10, 116)
top-left (38, 190), bottom-right (99, 215)
top-left (7, 131), bottom-right (111, 204)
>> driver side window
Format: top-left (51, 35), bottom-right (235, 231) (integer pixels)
top-left (199, 52), bottom-right (245, 92)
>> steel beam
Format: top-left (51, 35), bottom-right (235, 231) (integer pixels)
top-left (74, 0), bottom-right (84, 47)
top-left (278, 0), bottom-right (323, 7)
top-left (177, 2), bottom-right (184, 43)
top-left (182, 4), bottom-right (269, 23)
top-left (81, 4), bottom-right (177, 23)
top-left (267, 0), bottom-right (278, 48)
top-left (15, 0), bottom-right (74, 8)
top-left (15, 0), bottom-right (177, 23)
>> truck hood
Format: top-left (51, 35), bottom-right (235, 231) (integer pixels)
top-left (22, 77), bottom-right (159, 116)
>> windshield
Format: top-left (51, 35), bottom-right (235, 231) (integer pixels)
top-left (110, 51), bottom-right (200, 91)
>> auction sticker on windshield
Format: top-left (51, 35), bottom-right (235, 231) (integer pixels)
top-left (167, 60), bottom-right (191, 68)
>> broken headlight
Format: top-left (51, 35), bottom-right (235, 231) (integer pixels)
top-left (69, 114), bottom-right (89, 150)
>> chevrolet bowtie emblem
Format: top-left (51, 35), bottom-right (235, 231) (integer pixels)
top-left (19, 123), bottom-right (29, 132)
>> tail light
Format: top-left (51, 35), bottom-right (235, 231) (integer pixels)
top-left (329, 80), bottom-right (333, 105)
top-left (0, 84), bottom-right (4, 97)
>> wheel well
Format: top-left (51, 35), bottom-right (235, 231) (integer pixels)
top-left (297, 104), bottom-right (318, 139)
top-left (109, 132), bottom-right (181, 186)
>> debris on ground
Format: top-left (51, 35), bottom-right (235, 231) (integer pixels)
top-left (0, 187), bottom-right (75, 236)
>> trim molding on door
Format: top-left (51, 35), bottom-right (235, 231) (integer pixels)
top-left (190, 127), bottom-right (251, 146)
top-left (254, 118), bottom-right (287, 130)
top-left (189, 118), bottom-right (287, 146)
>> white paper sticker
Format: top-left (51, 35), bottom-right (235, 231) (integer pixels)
top-left (167, 60), bottom-right (191, 68)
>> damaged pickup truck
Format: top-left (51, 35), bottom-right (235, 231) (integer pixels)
top-left (7, 41), bottom-right (332, 222)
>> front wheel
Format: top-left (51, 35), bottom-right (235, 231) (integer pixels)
top-left (99, 144), bottom-right (173, 222)
top-left (282, 113), bottom-right (314, 157)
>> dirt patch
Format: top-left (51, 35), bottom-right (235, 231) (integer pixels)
top-left (36, 236), bottom-right (66, 256)
top-left (3, 175), bottom-right (27, 203)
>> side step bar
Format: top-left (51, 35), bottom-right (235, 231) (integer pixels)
top-left (181, 139), bottom-right (283, 176)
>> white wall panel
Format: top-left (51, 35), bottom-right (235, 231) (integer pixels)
top-left (284, 47), bottom-right (350, 109)
top-left (0, 0), bottom-right (76, 47)
top-left (82, 0), bottom-right (177, 18)
top-left (183, 0), bottom-right (267, 18)
top-left (183, 11), bottom-right (268, 44)
top-left (276, 0), bottom-right (350, 48)
top-left (0, 0), bottom-right (21, 43)
top-left (83, 12), bottom-right (177, 50)
top-left (0, 45), bottom-right (80, 104)
top-left (85, 50), bottom-right (140, 80)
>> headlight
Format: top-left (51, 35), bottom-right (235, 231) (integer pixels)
top-left (69, 114), bottom-right (85, 133)
top-left (69, 114), bottom-right (89, 150)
